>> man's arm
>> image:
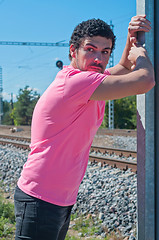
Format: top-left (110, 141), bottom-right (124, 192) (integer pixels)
top-left (90, 45), bottom-right (155, 101)
top-left (108, 15), bottom-right (151, 75)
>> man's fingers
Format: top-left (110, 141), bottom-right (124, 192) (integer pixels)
top-left (129, 21), bottom-right (151, 30)
top-left (130, 37), bottom-right (137, 44)
top-left (130, 15), bottom-right (150, 24)
top-left (128, 25), bottom-right (151, 33)
top-left (131, 64), bottom-right (136, 71)
top-left (128, 15), bottom-right (151, 35)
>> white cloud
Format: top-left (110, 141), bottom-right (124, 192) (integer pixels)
top-left (2, 92), bottom-right (17, 102)
top-left (27, 87), bottom-right (40, 92)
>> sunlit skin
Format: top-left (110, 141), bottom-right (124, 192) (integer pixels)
top-left (70, 36), bottom-right (112, 74)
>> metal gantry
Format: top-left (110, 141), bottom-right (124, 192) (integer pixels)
top-left (108, 21), bottom-right (114, 129)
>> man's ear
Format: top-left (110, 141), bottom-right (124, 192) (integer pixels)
top-left (70, 44), bottom-right (77, 58)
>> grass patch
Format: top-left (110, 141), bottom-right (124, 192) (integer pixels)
top-left (0, 193), bottom-right (15, 239)
top-left (66, 213), bottom-right (124, 240)
top-left (71, 216), bottom-right (100, 236)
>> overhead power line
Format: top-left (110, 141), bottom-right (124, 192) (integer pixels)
top-left (0, 41), bottom-right (69, 47)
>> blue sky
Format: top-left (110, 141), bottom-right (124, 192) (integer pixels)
top-left (0, 0), bottom-right (136, 101)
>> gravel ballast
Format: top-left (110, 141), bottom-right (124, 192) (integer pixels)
top-left (0, 134), bottom-right (137, 239)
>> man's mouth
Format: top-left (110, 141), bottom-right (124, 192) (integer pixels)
top-left (88, 65), bottom-right (103, 72)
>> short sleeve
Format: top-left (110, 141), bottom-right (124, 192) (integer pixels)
top-left (63, 69), bottom-right (110, 103)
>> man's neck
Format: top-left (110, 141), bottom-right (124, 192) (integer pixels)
top-left (70, 59), bottom-right (77, 69)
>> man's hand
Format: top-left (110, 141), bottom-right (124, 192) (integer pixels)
top-left (128, 44), bottom-right (147, 70)
top-left (128, 15), bottom-right (151, 44)
top-left (108, 15), bottom-right (152, 75)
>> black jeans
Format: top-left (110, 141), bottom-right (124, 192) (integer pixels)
top-left (14, 186), bottom-right (73, 240)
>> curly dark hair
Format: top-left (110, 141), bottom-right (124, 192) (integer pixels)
top-left (69, 18), bottom-right (116, 60)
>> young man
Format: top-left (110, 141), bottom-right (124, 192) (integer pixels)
top-left (14, 15), bottom-right (155, 240)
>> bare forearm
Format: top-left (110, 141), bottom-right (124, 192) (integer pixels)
top-left (119, 33), bottom-right (133, 71)
top-left (134, 53), bottom-right (155, 91)
top-left (109, 33), bottom-right (135, 75)
top-left (90, 52), bottom-right (155, 101)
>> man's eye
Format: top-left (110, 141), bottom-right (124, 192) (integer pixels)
top-left (87, 48), bottom-right (94, 52)
top-left (103, 51), bottom-right (109, 54)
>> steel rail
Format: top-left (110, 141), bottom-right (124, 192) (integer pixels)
top-left (91, 145), bottom-right (137, 158)
top-left (0, 139), bottom-right (30, 149)
top-left (0, 134), bottom-right (30, 142)
top-left (89, 154), bottom-right (137, 173)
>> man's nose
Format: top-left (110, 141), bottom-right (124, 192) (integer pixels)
top-left (94, 54), bottom-right (102, 63)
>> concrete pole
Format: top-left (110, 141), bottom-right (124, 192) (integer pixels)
top-left (154, 0), bottom-right (159, 238)
top-left (136, 0), bottom-right (156, 239)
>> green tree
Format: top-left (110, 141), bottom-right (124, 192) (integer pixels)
top-left (101, 96), bottom-right (136, 129)
top-left (12, 86), bottom-right (40, 125)
top-left (101, 101), bottom-right (109, 128)
top-left (114, 95), bottom-right (136, 129)
top-left (2, 100), bottom-right (13, 125)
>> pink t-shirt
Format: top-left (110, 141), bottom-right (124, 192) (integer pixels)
top-left (18, 65), bottom-right (110, 206)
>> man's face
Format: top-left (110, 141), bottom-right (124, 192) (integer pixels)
top-left (71, 36), bottom-right (112, 73)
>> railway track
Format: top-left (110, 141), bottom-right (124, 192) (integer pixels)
top-left (90, 146), bottom-right (137, 173)
top-left (0, 134), bottom-right (137, 173)
top-left (0, 134), bottom-right (30, 142)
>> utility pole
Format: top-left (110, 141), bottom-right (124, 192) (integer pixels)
top-left (108, 20), bottom-right (114, 129)
top-left (0, 66), bottom-right (3, 124)
top-left (10, 93), bottom-right (14, 125)
top-left (136, 0), bottom-right (159, 239)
